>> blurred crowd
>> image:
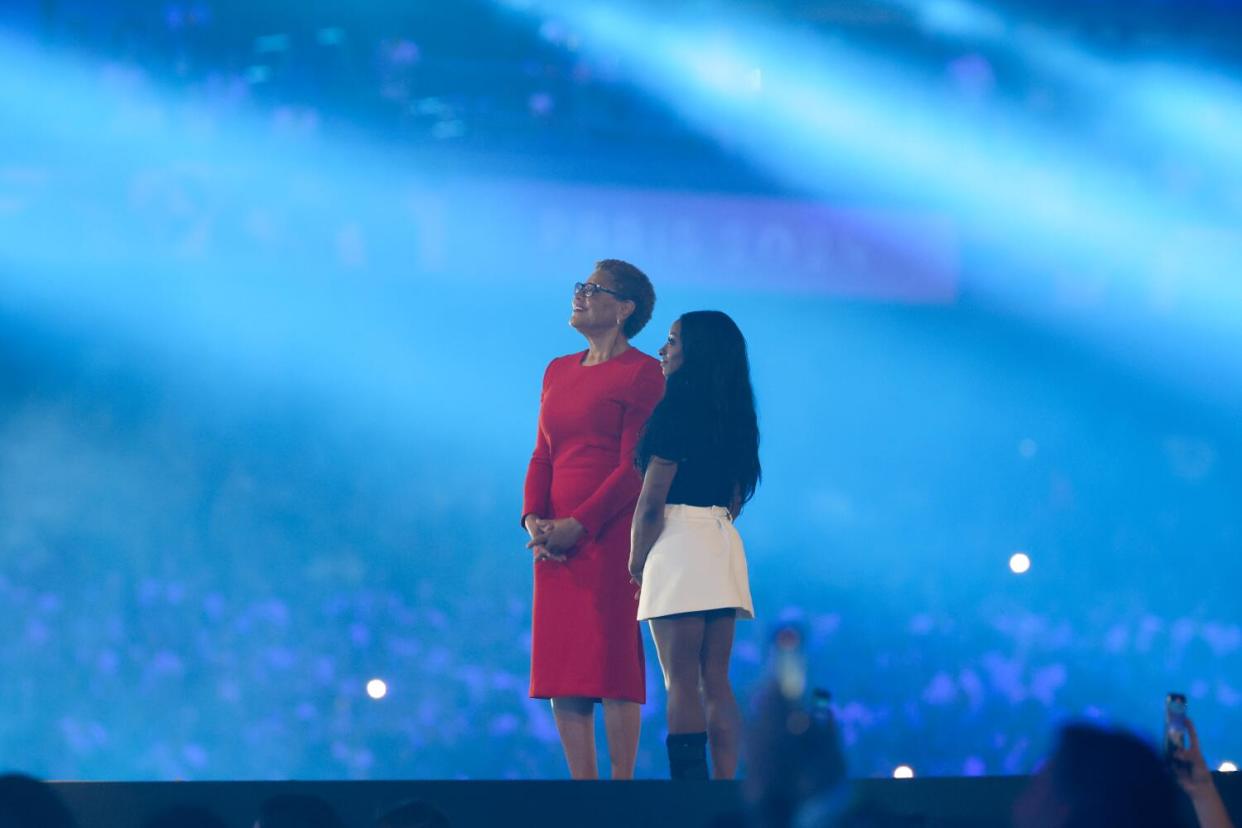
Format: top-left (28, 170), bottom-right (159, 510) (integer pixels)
top-left (4, 498), bottom-right (1240, 780)
top-left (728, 654), bottom-right (1238, 828)
top-left (1, 681), bottom-right (1236, 828)
top-left (0, 355), bottom-right (1239, 780)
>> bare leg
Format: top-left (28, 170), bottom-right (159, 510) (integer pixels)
top-left (551, 696), bottom-right (598, 779)
top-left (601, 699), bottom-right (641, 779)
top-left (650, 614), bottom-right (708, 734)
top-left (700, 610), bottom-right (741, 779)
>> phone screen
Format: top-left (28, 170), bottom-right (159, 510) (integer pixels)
top-left (1165, 692), bottom-right (1189, 766)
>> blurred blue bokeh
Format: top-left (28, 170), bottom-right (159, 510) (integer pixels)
top-left (1, 0), bottom-right (1240, 780)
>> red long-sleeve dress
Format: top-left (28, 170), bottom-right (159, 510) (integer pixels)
top-left (522, 348), bottom-right (665, 702)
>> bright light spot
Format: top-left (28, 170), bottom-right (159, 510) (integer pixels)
top-left (1220, 761), bottom-right (1238, 773)
top-left (366, 678), bottom-right (388, 700)
top-left (1009, 552), bottom-right (1031, 574)
top-left (893, 764), bottom-right (915, 779)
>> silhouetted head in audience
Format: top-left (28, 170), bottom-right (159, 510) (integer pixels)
top-left (0, 774), bottom-right (76, 828)
top-left (376, 799), bottom-right (450, 828)
top-left (744, 678), bottom-right (849, 828)
top-left (142, 804), bottom-right (228, 828)
top-left (1013, 723), bottom-right (1187, 828)
top-left (255, 794), bottom-right (345, 828)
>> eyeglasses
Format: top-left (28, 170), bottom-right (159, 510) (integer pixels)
top-left (573, 281), bottom-right (627, 300)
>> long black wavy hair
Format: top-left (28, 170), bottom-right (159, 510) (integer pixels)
top-left (636, 310), bottom-right (761, 507)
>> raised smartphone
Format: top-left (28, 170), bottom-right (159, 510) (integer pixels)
top-left (1165, 692), bottom-right (1190, 769)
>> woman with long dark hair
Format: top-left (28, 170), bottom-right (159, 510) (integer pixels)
top-left (629, 310), bottom-right (760, 780)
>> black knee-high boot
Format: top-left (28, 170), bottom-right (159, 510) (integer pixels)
top-left (666, 732), bottom-right (709, 780)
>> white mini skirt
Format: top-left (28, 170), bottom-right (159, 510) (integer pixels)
top-left (637, 504), bottom-right (755, 621)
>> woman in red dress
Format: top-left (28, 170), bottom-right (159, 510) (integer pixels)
top-left (522, 259), bottom-right (663, 779)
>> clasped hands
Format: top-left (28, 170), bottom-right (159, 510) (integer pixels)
top-left (525, 515), bottom-right (585, 563)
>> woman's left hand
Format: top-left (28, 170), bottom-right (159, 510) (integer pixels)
top-left (628, 555), bottom-right (645, 585)
top-left (527, 517), bottom-right (585, 555)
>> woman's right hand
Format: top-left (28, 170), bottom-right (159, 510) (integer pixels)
top-left (525, 514), bottom-right (567, 563)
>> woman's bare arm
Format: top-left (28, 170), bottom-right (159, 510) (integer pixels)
top-left (629, 458), bottom-right (678, 583)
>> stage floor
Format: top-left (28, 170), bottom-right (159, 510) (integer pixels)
top-left (50, 775), bottom-right (1240, 828)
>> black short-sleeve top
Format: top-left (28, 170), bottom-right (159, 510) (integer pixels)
top-left (643, 411), bottom-right (735, 509)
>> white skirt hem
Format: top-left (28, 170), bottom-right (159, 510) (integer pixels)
top-left (636, 504), bottom-right (755, 622)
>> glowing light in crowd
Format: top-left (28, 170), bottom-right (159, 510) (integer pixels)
top-left (366, 679), bottom-right (388, 700)
top-left (893, 764), bottom-right (916, 779)
top-left (1009, 552), bottom-right (1031, 575)
top-left (1220, 761), bottom-right (1238, 773)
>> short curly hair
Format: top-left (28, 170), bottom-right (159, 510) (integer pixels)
top-left (595, 259), bottom-right (655, 339)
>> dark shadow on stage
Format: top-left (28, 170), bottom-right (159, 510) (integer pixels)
top-left (50, 775), bottom-right (1242, 828)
